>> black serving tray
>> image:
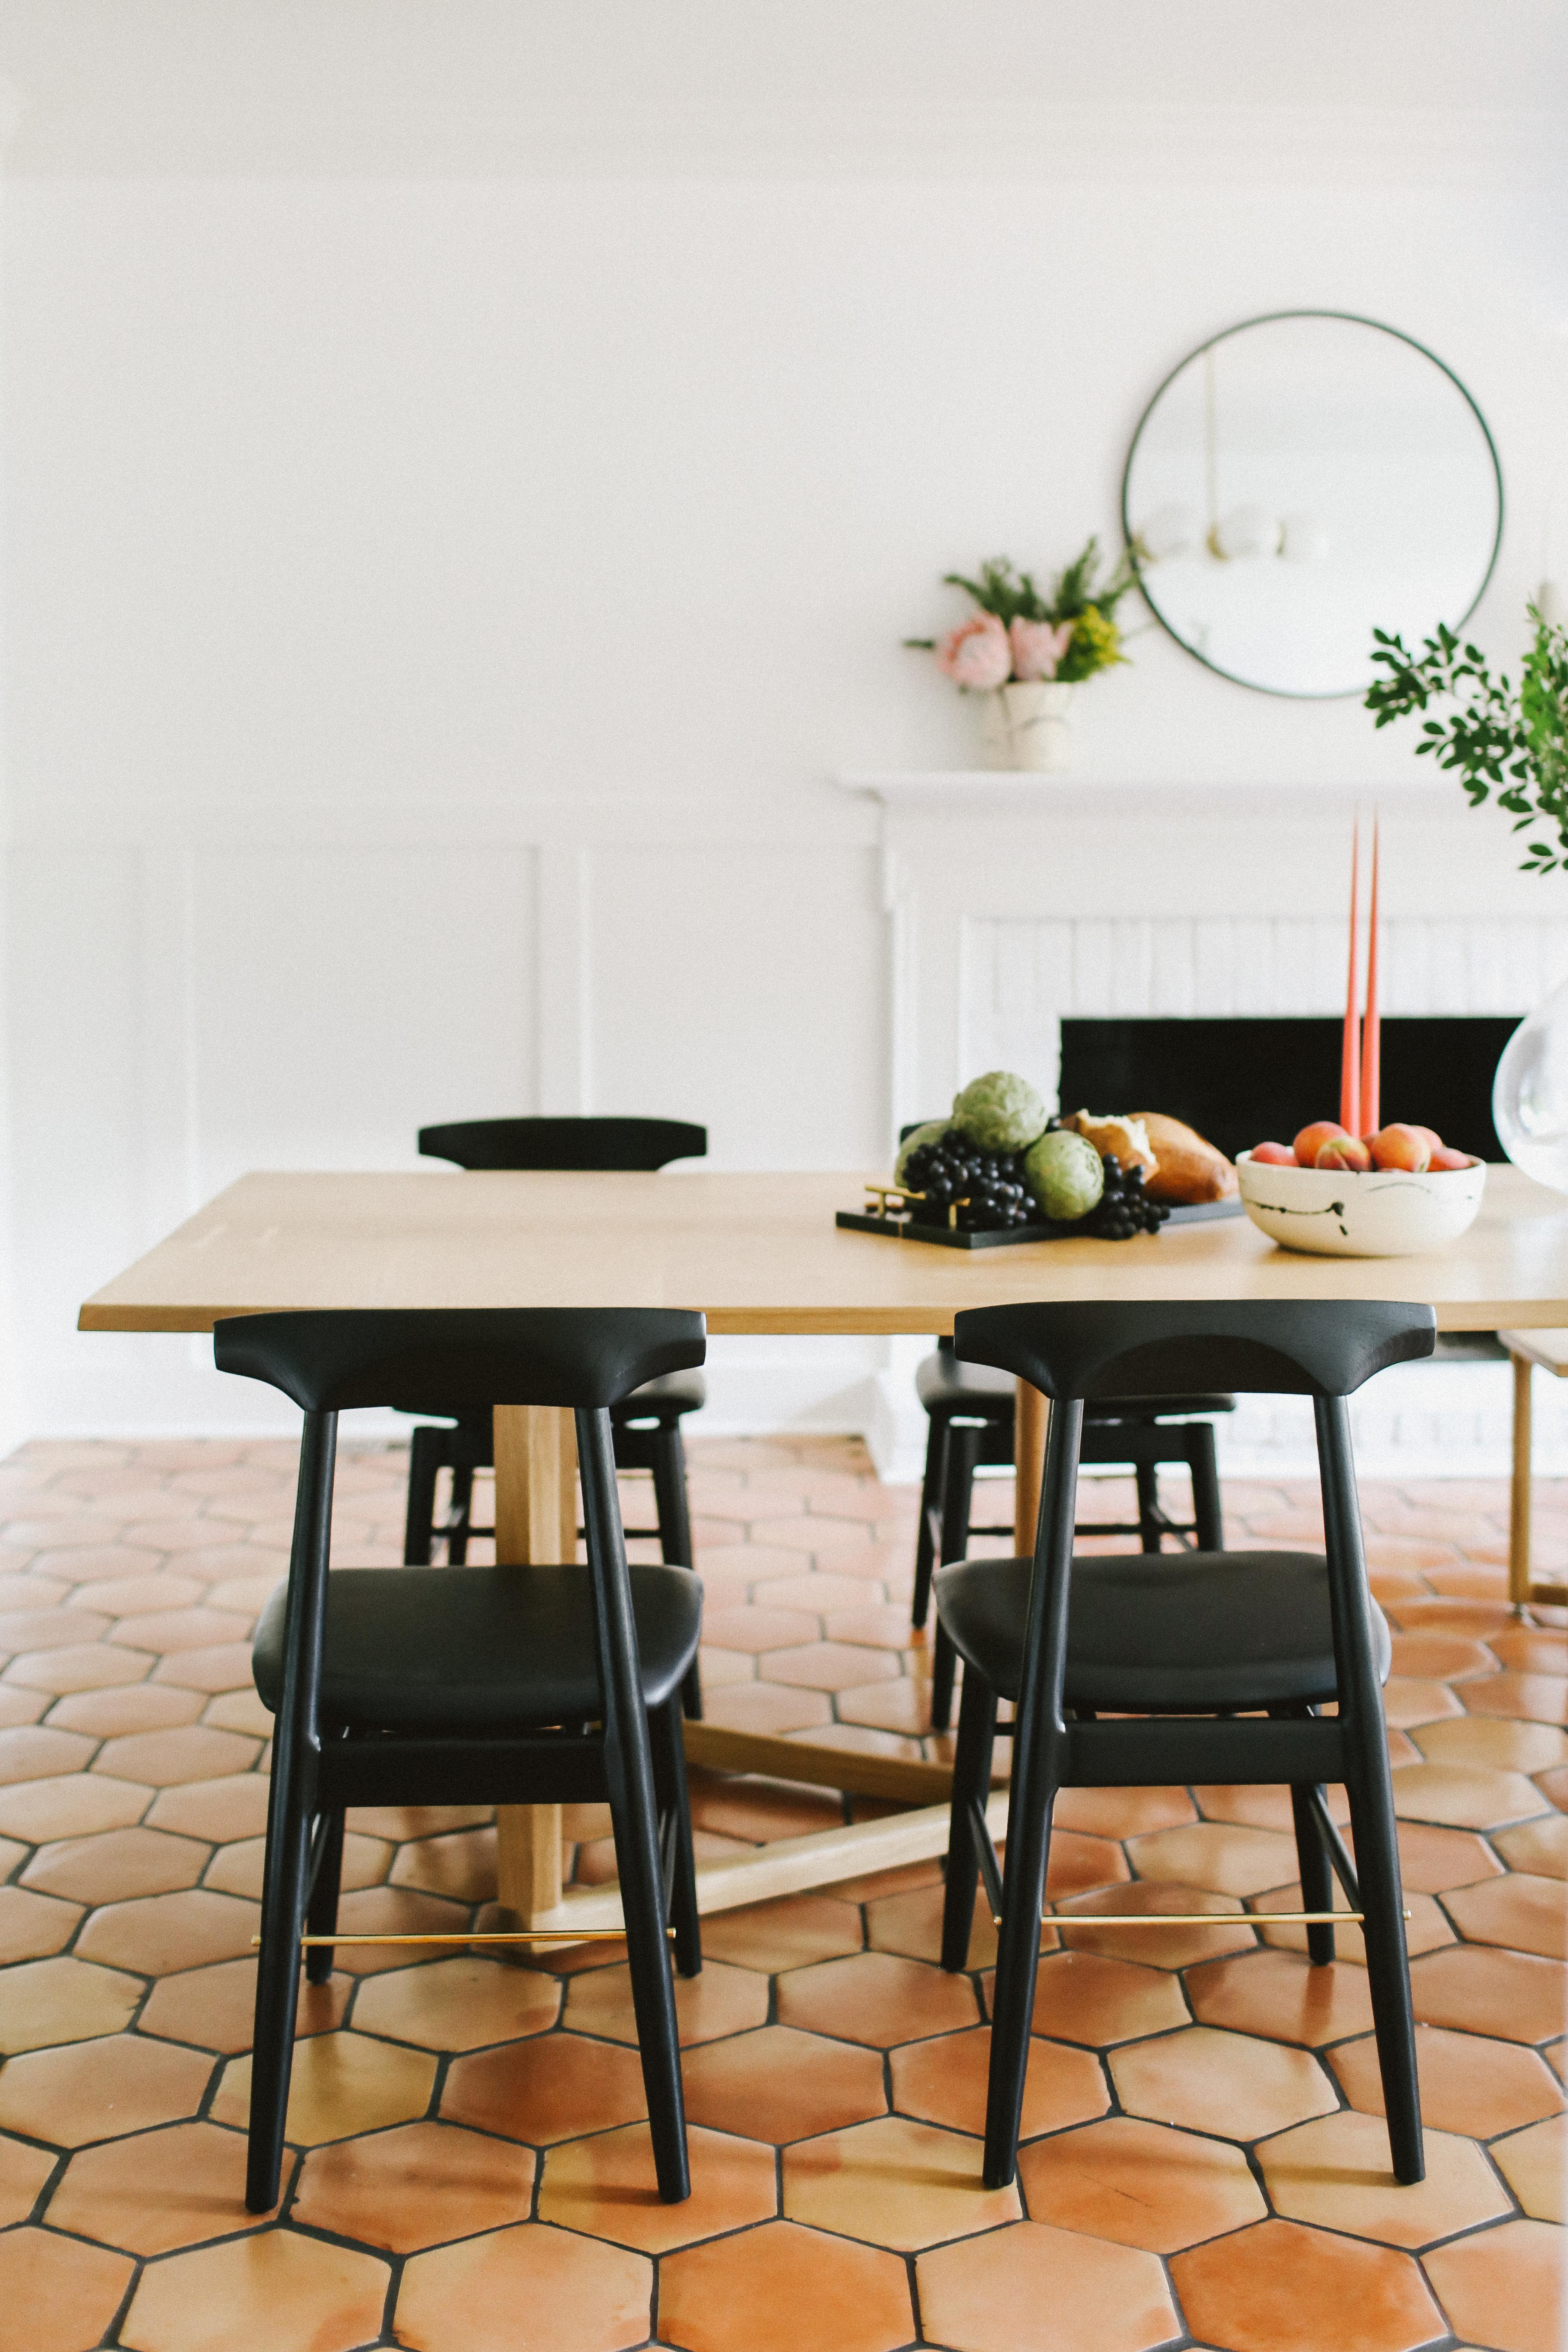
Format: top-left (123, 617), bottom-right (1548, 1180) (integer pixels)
top-left (835, 1197), bottom-right (1245, 1250)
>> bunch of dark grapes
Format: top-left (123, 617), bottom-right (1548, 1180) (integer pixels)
top-left (1079, 1155), bottom-right (1170, 1241)
top-left (900, 1130), bottom-right (1034, 1230)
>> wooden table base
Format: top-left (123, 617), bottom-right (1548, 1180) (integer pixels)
top-left (492, 1380), bottom-right (1052, 1926)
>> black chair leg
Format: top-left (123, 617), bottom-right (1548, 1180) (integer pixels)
top-left (247, 1758), bottom-right (313, 2210)
top-left (941, 1671), bottom-right (997, 1970)
top-left (931, 1425), bottom-right (981, 1733)
top-left (985, 1739), bottom-right (1057, 2191)
top-left (1190, 1422), bottom-right (1225, 1551)
top-left (1289, 1785), bottom-right (1335, 1965)
top-left (304, 1807), bottom-right (345, 1985)
top-left (445, 1463), bottom-right (475, 1564)
top-left (1135, 1460), bottom-right (1163, 1552)
top-left (912, 1416), bottom-right (948, 1634)
top-left (654, 1699), bottom-right (702, 1979)
top-left (403, 1427), bottom-right (444, 1565)
top-left (648, 1424), bottom-right (703, 1720)
top-left (1345, 1765), bottom-right (1424, 2182)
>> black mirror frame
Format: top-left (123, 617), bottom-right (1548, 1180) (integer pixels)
top-left (1119, 309), bottom-right (1504, 702)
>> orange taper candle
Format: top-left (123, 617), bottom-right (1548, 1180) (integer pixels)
top-left (1362, 817), bottom-right (1381, 1137)
top-left (1340, 819), bottom-right (1361, 1136)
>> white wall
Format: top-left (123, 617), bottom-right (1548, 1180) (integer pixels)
top-left (2, 5), bottom-right (1566, 1448)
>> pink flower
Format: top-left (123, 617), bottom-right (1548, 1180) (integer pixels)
top-left (935, 612), bottom-right (1011, 690)
top-left (1009, 617), bottom-right (1075, 681)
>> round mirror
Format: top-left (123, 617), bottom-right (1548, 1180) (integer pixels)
top-left (1121, 312), bottom-right (1503, 699)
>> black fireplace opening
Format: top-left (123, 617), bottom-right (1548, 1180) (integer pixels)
top-left (1056, 1016), bottom-right (1522, 1165)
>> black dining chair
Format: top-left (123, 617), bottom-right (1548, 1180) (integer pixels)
top-left (909, 1341), bottom-right (1234, 1730)
top-left (405, 1117), bottom-right (708, 1718)
top-left (216, 1305), bottom-right (707, 2214)
top-left (935, 1296), bottom-right (1430, 2193)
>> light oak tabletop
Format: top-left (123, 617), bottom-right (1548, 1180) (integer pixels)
top-left (78, 1164), bottom-right (1568, 1335)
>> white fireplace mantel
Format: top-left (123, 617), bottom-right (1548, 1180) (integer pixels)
top-left (838, 769), bottom-right (1471, 819)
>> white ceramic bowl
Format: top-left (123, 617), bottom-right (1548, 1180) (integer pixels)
top-left (1235, 1151), bottom-right (1487, 1258)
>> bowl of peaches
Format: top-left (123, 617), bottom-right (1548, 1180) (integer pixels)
top-left (1235, 1122), bottom-right (1485, 1258)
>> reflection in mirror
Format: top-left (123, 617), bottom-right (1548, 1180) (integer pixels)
top-left (1121, 313), bottom-right (1502, 699)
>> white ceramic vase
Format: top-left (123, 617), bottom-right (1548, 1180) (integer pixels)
top-left (981, 681), bottom-right (1075, 772)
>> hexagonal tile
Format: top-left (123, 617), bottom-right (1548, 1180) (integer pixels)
top-left (138, 1954), bottom-right (349, 2053)
top-left (389, 1825), bottom-right (497, 1903)
top-left (1109, 2025), bottom-right (1337, 2143)
top-left (1250, 1882), bottom-right (1453, 1968)
top-left (0, 2130), bottom-right (54, 2226)
top-left (565, 1955), bottom-right (768, 2046)
top-left (681, 2023), bottom-right (886, 2142)
top-left (0, 1605), bottom-right (111, 1651)
top-left (1172, 2217), bottom-right (1443, 2352)
top-left (1329, 2023), bottom-right (1564, 2137)
top-left (291, 2120), bottom-right (534, 2250)
top-left (0, 2032), bottom-right (213, 2147)
top-left (1391, 1761), bottom-right (1547, 1830)
top-left (6, 1641), bottom-right (155, 1695)
top-left (93, 1725), bottom-right (260, 1786)
top-left (1464, 1670), bottom-right (1568, 1725)
top-left (46, 2120), bottom-right (255, 2253)
top-left (891, 2023), bottom-right (1106, 2142)
top-left (1193, 1783), bottom-right (1349, 1834)
top-left (352, 1955), bottom-right (559, 2051)
top-left (1017, 2115), bottom-right (1265, 2251)
top-left (0, 2225), bottom-right (135, 2352)
top-left (23, 1825), bottom-right (209, 1905)
top-left (701, 1893), bottom-right (863, 1973)
top-left (1185, 1949), bottom-right (1377, 2048)
top-left (783, 2113), bottom-right (1019, 2249)
top-left (211, 2028), bottom-right (437, 2145)
top-left (1491, 2113), bottom-right (1564, 2223)
top-left (1257, 2108), bottom-right (1510, 2246)
top-left (74, 1886), bottom-right (259, 1974)
top-left (120, 2225), bottom-right (389, 2352)
top-left (443, 2030), bottom-right (648, 2144)
top-left (319, 1884), bottom-right (472, 1974)
top-left (0, 1772), bottom-right (151, 1842)
top-left (1019, 1949), bottom-right (1191, 2047)
top-left (145, 1772), bottom-right (271, 1843)
top-left (1422, 2218), bottom-right (1564, 2352)
top-left (539, 2120), bottom-right (776, 2252)
top-left (46, 1685), bottom-right (203, 1741)
top-left (1495, 1811), bottom-right (1568, 1878)
top-left (659, 2219), bottom-right (913, 2352)
top-left (1445, 1872), bottom-right (1566, 1960)
top-left (1409, 1945), bottom-right (1568, 2044)
top-left (395, 2222), bottom-right (650, 2352)
top-left (1126, 1821), bottom-right (1301, 1898)
top-left (200, 1826), bottom-right (388, 1900)
top-left (701, 1683), bottom-right (833, 1734)
top-left (0, 1883), bottom-right (80, 1963)
top-left (1416, 1712), bottom-right (1568, 1774)
top-left (916, 2219), bottom-right (1179, 2352)
top-left (1395, 1820), bottom-right (1506, 1892)
top-left (0, 1955), bottom-right (142, 2052)
top-left (775, 1949), bottom-right (979, 2047)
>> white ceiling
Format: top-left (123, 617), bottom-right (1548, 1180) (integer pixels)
top-left (1, 0), bottom-right (1565, 179)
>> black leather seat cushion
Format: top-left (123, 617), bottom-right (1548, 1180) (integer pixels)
top-left (934, 1550), bottom-right (1389, 1712)
top-left (613, 1370), bottom-right (707, 1421)
top-left (915, 1351), bottom-right (1233, 1425)
top-left (253, 1564), bottom-right (702, 1731)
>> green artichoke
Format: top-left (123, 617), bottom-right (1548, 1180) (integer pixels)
top-left (950, 1071), bottom-right (1049, 1153)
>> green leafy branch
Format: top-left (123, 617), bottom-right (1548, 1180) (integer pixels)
top-left (940, 539), bottom-right (1140, 629)
top-left (1365, 604), bottom-right (1568, 876)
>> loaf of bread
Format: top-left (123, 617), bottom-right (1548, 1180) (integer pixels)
top-left (1060, 1111), bottom-right (1158, 1181)
top-left (1133, 1113), bottom-right (1237, 1206)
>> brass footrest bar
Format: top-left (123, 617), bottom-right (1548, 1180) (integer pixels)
top-left (253, 1929), bottom-right (670, 1949)
top-left (999, 1908), bottom-right (1410, 1928)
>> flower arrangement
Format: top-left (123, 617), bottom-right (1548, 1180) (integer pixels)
top-left (907, 542), bottom-right (1139, 690)
top-left (1365, 599), bottom-right (1568, 875)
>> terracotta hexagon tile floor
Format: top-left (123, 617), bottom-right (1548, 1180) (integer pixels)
top-left (0, 1436), bottom-right (1562, 2349)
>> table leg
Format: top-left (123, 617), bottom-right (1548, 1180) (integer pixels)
top-left (1014, 1379), bottom-right (1050, 1555)
top-left (1510, 1353), bottom-right (1533, 1616)
top-left (493, 1404), bottom-right (578, 1923)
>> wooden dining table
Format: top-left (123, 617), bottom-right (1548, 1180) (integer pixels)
top-left (79, 1162), bottom-right (1568, 1941)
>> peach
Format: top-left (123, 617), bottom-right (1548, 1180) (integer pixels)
top-left (1250, 1141), bottom-right (1296, 1165)
top-left (1293, 1120), bottom-right (1348, 1167)
top-left (1408, 1125), bottom-right (1444, 1153)
top-left (1429, 1144), bottom-right (1478, 1170)
top-left (1316, 1134), bottom-right (1372, 1171)
top-left (1367, 1123), bottom-right (1432, 1172)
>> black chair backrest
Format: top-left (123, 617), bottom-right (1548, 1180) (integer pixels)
top-left (214, 1307), bottom-right (706, 1415)
top-left (419, 1118), bottom-right (707, 1172)
top-left (954, 1298), bottom-right (1434, 1402)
